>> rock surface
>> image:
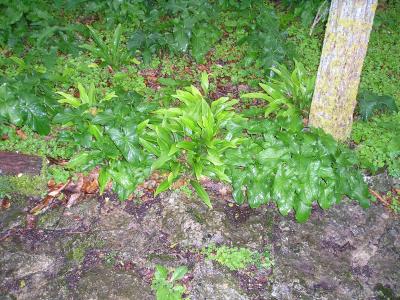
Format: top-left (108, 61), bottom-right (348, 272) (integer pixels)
top-left (0, 185), bottom-right (399, 299)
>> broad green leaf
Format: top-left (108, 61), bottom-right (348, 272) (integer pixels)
top-left (294, 201), bottom-right (312, 223)
top-left (154, 265), bottom-right (169, 281)
top-left (57, 92), bottom-right (81, 108)
top-left (152, 155), bottom-right (171, 170)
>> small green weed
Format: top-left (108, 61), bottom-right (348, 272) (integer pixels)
top-left (202, 244), bottom-right (272, 271)
top-left (151, 265), bottom-right (188, 300)
top-left (48, 165), bottom-right (71, 184)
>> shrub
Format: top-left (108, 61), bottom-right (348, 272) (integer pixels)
top-left (226, 119), bottom-right (371, 222)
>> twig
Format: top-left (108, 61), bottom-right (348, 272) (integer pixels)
top-left (369, 188), bottom-right (390, 206)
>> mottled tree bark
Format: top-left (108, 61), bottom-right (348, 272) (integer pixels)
top-left (309, 0), bottom-right (377, 140)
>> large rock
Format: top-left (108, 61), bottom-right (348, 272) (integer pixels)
top-left (0, 189), bottom-right (399, 299)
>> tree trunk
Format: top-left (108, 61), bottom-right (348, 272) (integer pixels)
top-left (309, 0), bottom-right (377, 140)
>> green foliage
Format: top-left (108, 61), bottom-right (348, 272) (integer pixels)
top-left (360, 2), bottom-right (400, 104)
top-left (232, 3), bottom-right (291, 69)
top-left (242, 60), bottom-right (315, 119)
top-left (0, 55), bottom-right (61, 135)
top-left (128, 0), bottom-right (220, 64)
top-left (56, 83), bottom-right (117, 109)
top-left (81, 24), bottom-right (129, 70)
top-left (352, 114), bottom-right (400, 178)
top-left (357, 91), bottom-right (398, 121)
top-left (202, 244), bottom-right (272, 271)
top-left (151, 265), bottom-right (188, 300)
top-left (281, 0), bottom-right (328, 28)
top-left (48, 165), bottom-right (71, 184)
top-left (0, 0), bottom-right (83, 53)
top-left (226, 120), bottom-right (371, 222)
top-left (54, 89), bottom-right (156, 200)
top-left (140, 78), bottom-right (244, 207)
top-left (390, 195), bottom-right (400, 214)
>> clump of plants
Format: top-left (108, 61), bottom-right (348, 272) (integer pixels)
top-left (242, 60), bottom-right (315, 120)
top-left (54, 86), bottom-right (156, 199)
top-left (226, 119), bottom-right (371, 222)
top-left (151, 265), bottom-right (188, 300)
top-left (140, 75), bottom-right (245, 207)
top-left (80, 24), bottom-right (129, 70)
top-left (202, 244), bottom-right (272, 271)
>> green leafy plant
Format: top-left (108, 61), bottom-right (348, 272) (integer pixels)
top-left (202, 244), bottom-right (272, 271)
top-left (140, 79), bottom-right (244, 207)
top-left (151, 265), bottom-right (188, 300)
top-left (0, 0), bottom-right (83, 53)
top-left (357, 91), bottom-right (398, 120)
top-left (56, 83), bottom-right (117, 109)
top-left (128, 0), bottom-right (221, 64)
top-left (0, 83), bottom-right (53, 135)
top-left (54, 89), bottom-right (155, 200)
top-left (81, 24), bottom-right (129, 70)
top-left (242, 60), bottom-right (315, 120)
top-left (352, 113), bottom-right (400, 178)
top-left (226, 120), bottom-right (371, 222)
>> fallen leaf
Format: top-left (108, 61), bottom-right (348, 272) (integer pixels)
top-left (1, 198), bottom-right (11, 209)
top-left (48, 180), bottom-right (70, 197)
top-left (66, 193), bottom-right (81, 208)
top-left (30, 195), bottom-right (56, 215)
top-left (16, 129), bottom-right (27, 140)
top-left (1, 134), bottom-right (8, 141)
top-left (65, 176), bottom-right (84, 193)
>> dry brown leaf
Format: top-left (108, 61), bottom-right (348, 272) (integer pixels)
top-left (66, 193), bottom-right (82, 208)
top-left (16, 129), bottom-right (27, 140)
top-left (65, 175), bottom-right (84, 193)
top-left (48, 180), bottom-right (70, 197)
top-left (1, 198), bottom-right (11, 209)
top-left (30, 195), bottom-right (56, 215)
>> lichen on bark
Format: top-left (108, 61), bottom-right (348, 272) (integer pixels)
top-left (309, 0), bottom-right (377, 141)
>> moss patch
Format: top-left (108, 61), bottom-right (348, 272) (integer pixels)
top-left (0, 174), bottom-right (47, 198)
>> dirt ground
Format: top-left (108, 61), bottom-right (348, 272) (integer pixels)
top-left (1, 173), bottom-right (399, 300)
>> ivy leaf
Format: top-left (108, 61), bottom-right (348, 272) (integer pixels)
top-left (294, 201), bottom-right (312, 223)
top-left (108, 126), bottom-right (140, 163)
top-left (247, 178), bottom-right (270, 208)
